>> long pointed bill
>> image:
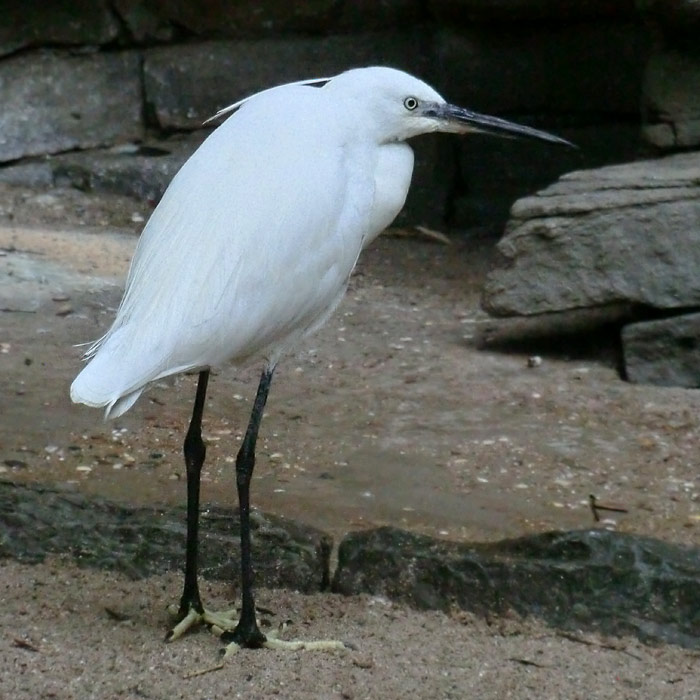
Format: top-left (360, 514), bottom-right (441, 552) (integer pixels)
top-left (438, 103), bottom-right (576, 148)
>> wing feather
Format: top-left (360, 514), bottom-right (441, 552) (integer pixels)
top-left (71, 83), bottom-right (374, 413)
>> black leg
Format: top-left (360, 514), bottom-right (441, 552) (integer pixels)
top-left (175, 370), bottom-right (209, 623)
top-left (221, 365), bottom-right (275, 648)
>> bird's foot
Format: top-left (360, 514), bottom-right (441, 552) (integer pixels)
top-left (165, 603), bottom-right (239, 642)
top-left (222, 619), bottom-right (348, 657)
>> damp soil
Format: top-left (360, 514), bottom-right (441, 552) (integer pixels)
top-left (2, 186), bottom-right (699, 548)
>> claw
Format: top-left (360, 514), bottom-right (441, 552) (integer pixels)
top-left (263, 638), bottom-right (347, 651)
top-left (166, 606), bottom-right (240, 642)
top-left (166, 607), bottom-right (201, 642)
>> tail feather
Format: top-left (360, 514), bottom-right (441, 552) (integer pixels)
top-left (105, 389), bottom-right (144, 419)
top-left (70, 327), bottom-right (155, 419)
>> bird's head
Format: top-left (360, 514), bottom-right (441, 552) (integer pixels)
top-left (326, 66), bottom-right (574, 148)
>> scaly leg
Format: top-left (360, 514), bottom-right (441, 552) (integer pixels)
top-left (220, 365), bottom-right (345, 655)
top-left (166, 370), bottom-right (238, 641)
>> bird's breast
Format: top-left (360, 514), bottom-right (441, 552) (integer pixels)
top-left (366, 142), bottom-right (414, 245)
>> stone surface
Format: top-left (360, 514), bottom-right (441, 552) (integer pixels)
top-left (623, 313), bottom-right (700, 387)
top-left (334, 0), bottom-right (425, 30)
top-left (453, 122), bottom-right (649, 228)
top-left (0, 1), bottom-right (120, 57)
top-left (114, 0), bottom-right (425, 37)
top-left (0, 51), bottom-right (143, 163)
top-left (143, 33), bottom-right (431, 130)
top-left (638, 0), bottom-right (700, 32)
top-left (0, 480), bottom-right (332, 592)
top-left (435, 24), bottom-right (648, 116)
top-left (333, 526), bottom-right (700, 648)
top-left (429, 0), bottom-right (637, 22)
top-left (482, 152), bottom-right (700, 318)
top-left (643, 44), bottom-right (700, 149)
top-left (129, 0), bottom-right (340, 37)
top-left (50, 136), bottom-right (205, 202)
top-left (112, 0), bottom-right (177, 42)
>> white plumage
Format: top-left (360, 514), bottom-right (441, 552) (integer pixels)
top-left (69, 65), bottom-right (572, 652)
top-left (71, 68), bottom-right (434, 418)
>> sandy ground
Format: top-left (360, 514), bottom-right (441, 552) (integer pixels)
top-left (2, 558), bottom-right (699, 700)
top-left (1, 186), bottom-right (700, 697)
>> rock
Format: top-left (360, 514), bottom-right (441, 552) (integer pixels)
top-left (642, 44), bottom-right (700, 149)
top-left (452, 122), bottom-right (647, 228)
top-left (482, 152), bottom-right (700, 318)
top-left (638, 0), bottom-right (700, 33)
top-left (115, 0), bottom-right (428, 38)
top-left (143, 34), bottom-right (431, 130)
top-left (334, 0), bottom-right (425, 30)
top-left (51, 136), bottom-right (206, 202)
top-left (0, 162), bottom-right (56, 189)
top-left (0, 134), bottom-right (207, 202)
top-left (435, 25), bottom-right (648, 116)
top-left (0, 51), bottom-right (143, 163)
top-left (332, 526), bottom-right (700, 648)
top-left (127, 0), bottom-right (339, 38)
top-left (623, 313), bottom-right (700, 387)
top-left (111, 0), bottom-right (177, 42)
top-left (434, 23), bottom-right (650, 228)
top-left (0, 1), bottom-right (120, 57)
top-left (0, 481), bottom-right (332, 592)
top-left (428, 0), bottom-right (637, 22)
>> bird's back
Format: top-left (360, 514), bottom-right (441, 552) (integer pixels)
top-left (71, 84), bottom-right (378, 417)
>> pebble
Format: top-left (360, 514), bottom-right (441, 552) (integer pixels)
top-left (55, 304), bottom-right (73, 317)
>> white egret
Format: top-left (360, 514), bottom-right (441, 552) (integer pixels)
top-left (71, 66), bottom-right (572, 652)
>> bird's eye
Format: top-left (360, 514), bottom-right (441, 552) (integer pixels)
top-left (403, 96), bottom-right (418, 111)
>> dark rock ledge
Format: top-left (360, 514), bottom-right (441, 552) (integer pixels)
top-left (332, 526), bottom-right (700, 650)
top-left (0, 480), bottom-right (331, 593)
top-left (2, 480), bottom-right (699, 649)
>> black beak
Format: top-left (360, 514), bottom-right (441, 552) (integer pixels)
top-left (437, 103), bottom-right (576, 148)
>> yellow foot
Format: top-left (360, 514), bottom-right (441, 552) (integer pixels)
top-left (166, 604), bottom-right (239, 642)
top-left (223, 624), bottom-right (348, 658)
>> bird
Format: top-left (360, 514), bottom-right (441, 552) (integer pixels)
top-left (71, 66), bottom-right (573, 653)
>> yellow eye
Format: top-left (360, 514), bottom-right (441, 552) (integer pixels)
top-left (403, 96), bottom-right (418, 111)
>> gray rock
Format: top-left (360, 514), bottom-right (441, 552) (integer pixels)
top-left (0, 1), bottom-right (120, 57)
top-left (115, 0), bottom-right (425, 38)
top-left (638, 0), bottom-right (700, 33)
top-left (333, 526), bottom-right (700, 648)
top-left (453, 122), bottom-right (648, 228)
top-left (435, 25), bottom-right (648, 116)
top-left (623, 313), bottom-right (700, 387)
top-left (482, 152), bottom-right (700, 318)
top-left (51, 135), bottom-right (207, 201)
top-left (643, 45), bottom-right (700, 149)
top-left (143, 34), bottom-right (431, 130)
top-left (112, 0), bottom-right (177, 42)
top-left (0, 51), bottom-right (143, 163)
top-left (429, 0), bottom-right (637, 22)
top-left (334, 0), bottom-right (425, 30)
top-left (0, 161), bottom-right (56, 189)
top-left (0, 480), bottom-right (332, 592)
top-left (124, 0), bottom-right (339, 38)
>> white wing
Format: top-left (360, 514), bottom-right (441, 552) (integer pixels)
top-left (203, 77), bottom-right (331, 124)
top-left (71, 84), bottom-right (374, 417)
